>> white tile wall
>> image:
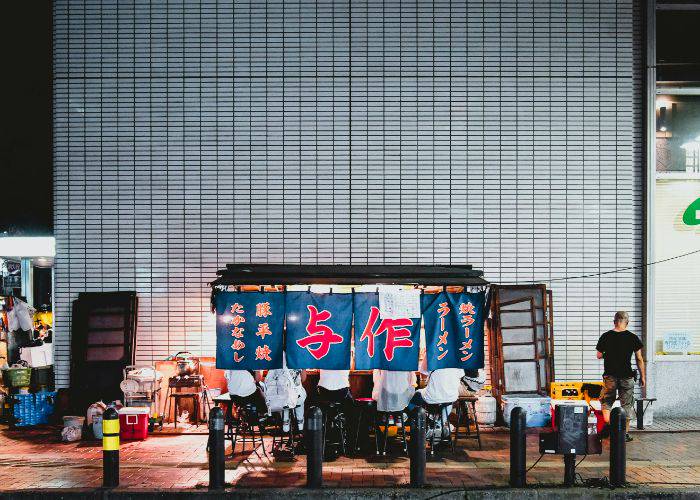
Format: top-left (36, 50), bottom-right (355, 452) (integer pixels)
top-left (53, 0), bottom-right (644, 388)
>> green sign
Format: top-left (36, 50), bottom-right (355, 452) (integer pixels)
top-left (683, 197), bottom-right (700, 226)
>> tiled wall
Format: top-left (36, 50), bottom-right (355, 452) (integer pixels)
top-left (53, 0), bottom-right (644, 388)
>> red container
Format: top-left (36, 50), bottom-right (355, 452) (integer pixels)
top-left (592, 408), bottom-right (605, 434)
top-left (118, 407), bottom-right (149, 440)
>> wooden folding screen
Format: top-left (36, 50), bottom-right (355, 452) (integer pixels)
top-left (70, 292), bottom-right (137, 410)
top-left (489, 285), bottom-right (554, 405)
top-left (496, 297), bottom-right (540, 394)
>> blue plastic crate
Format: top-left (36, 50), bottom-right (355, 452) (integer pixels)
top-left (12, 391), bottom-right (57, 427)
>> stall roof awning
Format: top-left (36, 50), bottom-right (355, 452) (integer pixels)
top-left (212, 264), bottom-right (488, 287)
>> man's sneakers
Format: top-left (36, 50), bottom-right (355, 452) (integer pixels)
top-left (625, 433), bottom-right (634, 442)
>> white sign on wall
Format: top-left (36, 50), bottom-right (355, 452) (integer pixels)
top-left (663, 332), bottom-right (693, 354)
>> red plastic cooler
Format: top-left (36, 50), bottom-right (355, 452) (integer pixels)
top-left (118, 407), bottom-right (149, 440)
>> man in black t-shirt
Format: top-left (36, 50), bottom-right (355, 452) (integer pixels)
top-left (596, 311), bottom-right (645, 442)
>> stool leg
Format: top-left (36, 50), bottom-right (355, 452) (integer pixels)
top-left (338, 411), bottom-right (347, 456)
top-left (289, 410), bottom-right (296, 457)
top-left (241, 414), bottom-right (247, 453)
top-left (322, 411), bottom-right (328, 451)
top-left (231, 420), bottom-right (238, 454)
top-left (454, 402), bottom-right (462, 446)
top-left (353, 409), bottom-right (361, 453)
top-left (164, 387), bottom-right (172, 425)
top-left (464, 402), bottom-right (475, 436)
top-left (258, 419), bottom-right (268, 457)
top-left (472, 402), bottom-right (482, 450)
top-left (373, 410), bottom-right (381, 455)
top-left (174, 398), bottom-right (179, 429)
top-left (428, 411), bottom-right (435, 456)
top-left (202, 391), bottom-right (211, 422)
top-left (382, 413), bottom-right (389, 456)
top-left (399, 412), bottom-right (407, 454)
top-left (449, 408), bottom-right (456, 453)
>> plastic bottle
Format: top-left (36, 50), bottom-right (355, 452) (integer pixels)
top-left (588, 409), bottom-right (598, 435)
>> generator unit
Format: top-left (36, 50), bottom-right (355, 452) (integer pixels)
top-left (538, 402), bottom-right (603, 486)
top-left (549, 381), bottom-right (604, 402)
top-left (539, 404), bottom-right (592, 455)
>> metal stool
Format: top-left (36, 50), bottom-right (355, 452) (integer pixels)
top-left (352, 398), bottom-right (377, 455)
top-left (230, 399), bottom-right (267, 458)
top-left (375, 409), bottom-right (408, 455)
top-left (322, 401), bottom-right (348, 456)
top-left (635, 397), bottom-right (657, 430)
top-left (453, 396), bottom-right (482, 450)
top-left (270, 406), bottom-right (301, 457)
top-left (425, 403), bottom-right (455, 455)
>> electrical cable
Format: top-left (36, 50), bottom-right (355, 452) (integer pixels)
top-left (502, 248), bottom-right (700, 285)
top-left (422, 483), bottom-right (468, 500)
top-left (526, 453), bottom-right (545, 473)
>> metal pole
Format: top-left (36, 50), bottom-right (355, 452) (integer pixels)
top-left (208, 406), bottom-right (225, 490)
top-left (610, 407), bottom-right (627, 487)
top-left (102, 407), bottom-right (119, 488)
top-left (509, 406), bottom-right (527, 487)
top-left (306, 406), bottom-right (323, 488)
top-left (409, 407), bottom-right (427, 488)
top-left (636, 399), bottom-right (644, 430)
top-left (563, 453), bottom-right (576, 487)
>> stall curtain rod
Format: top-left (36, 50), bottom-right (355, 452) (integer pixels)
top-left (213, 284), bottom-right (490, 293)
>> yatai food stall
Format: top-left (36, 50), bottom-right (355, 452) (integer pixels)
top-left (210, 264), bottom-right (490, 407)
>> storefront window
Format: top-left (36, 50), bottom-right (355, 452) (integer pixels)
top-left (654, 94), bottom-right (700, 357)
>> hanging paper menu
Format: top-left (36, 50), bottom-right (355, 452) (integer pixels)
top-left (378, 287), bottom-right (421, 319)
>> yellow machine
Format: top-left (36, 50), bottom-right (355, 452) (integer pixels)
top-left (34, 311), bottom-right (53, 328)
top-left (550, 381), bottom-right (604, 403)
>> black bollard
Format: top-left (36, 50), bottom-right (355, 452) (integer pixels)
top-left (609, 407), bottom-right (627, 487)
top-left (208, 406), bottom-right (225, 490)
top-left (563, 453), bottom-right (576, 487)
top-left (409, 407), bottom-right (427, 488)
top-left (102, 407), bottom-right (120, 488)
top-left (636, 400), bottom-right (644, 430)
top-left (306, 406), bottom-right (323, 488)
top-left (509, 406), bottom-right (527, 487)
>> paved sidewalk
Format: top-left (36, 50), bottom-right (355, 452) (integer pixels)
top-left (0, 425), bottom-right (698, 492)
top-left (631, 417), bottom-right (700, 433)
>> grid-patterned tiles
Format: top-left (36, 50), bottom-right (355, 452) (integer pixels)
top-left (53, 0), bottom-right (643, 388)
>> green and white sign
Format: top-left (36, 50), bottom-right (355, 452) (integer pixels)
top-left (683, 197), bottom-right (700, 226)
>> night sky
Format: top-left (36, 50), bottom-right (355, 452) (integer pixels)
top-left (0, 1), bottom-right (52, 236)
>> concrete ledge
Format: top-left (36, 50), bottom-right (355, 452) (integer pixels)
top-left (1, 487), bottom-right (698, 500)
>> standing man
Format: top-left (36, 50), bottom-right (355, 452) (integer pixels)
top-left (596, 311), bottom-right (645, 442)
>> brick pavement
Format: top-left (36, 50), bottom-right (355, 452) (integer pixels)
top-left (0, 424), bottom-right (699, 492)
top-left (631, 417), bottom-right (700, 432)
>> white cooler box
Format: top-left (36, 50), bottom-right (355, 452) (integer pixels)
top-left (20, 344), bottom-right (53, 367)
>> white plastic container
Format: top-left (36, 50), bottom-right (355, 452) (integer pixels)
top-left (86, 402), bottom-right (106, 426)
top-left (502, 394), bottom-right (552, 427)
top-left (475, 392), bottom-right (497, 426)
top-left (19, 344), bottom-right (53, 368)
